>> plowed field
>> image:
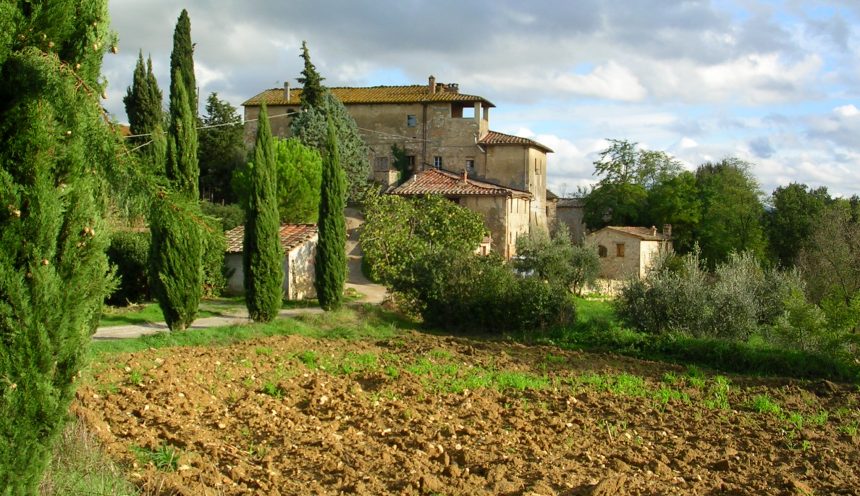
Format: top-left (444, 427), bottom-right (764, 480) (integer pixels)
top-left (75, 331), bottom-right (860, 495)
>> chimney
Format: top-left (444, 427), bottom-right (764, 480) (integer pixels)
top-left (284, 81), bottom-right (290, 103)
top-left (662, 224), bottom-right (672, 238)
top-left (429, 75), bottom-right (436, 94)
top-left (462, 169), bottom-right (469, 183)
top-left (650, 225), bottom-right (657, 236)
top-left (449, 83), bottom-right (459, 94)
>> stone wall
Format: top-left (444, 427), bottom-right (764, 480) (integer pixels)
top-left (589, 231), bottom-right (643, 280)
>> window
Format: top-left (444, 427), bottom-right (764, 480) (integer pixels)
top-left (374, 156), bottom-right (389, 172)
top-left (534, 158), bottom-right (540, 174)
top-left (462, 106), bottom-right (475, 118)
top-left (616, 243), bottom-right (625, 257)
top-left (406, 114), bottom-right (417, 127)
top-left (465, 158), bottom-right (475, 171)
top-left (433, 156), bottom-right (442, 168)
top-left (407, 155), bottom-right (415, 168)
top-left (598, 245), bottom-right (608, 258)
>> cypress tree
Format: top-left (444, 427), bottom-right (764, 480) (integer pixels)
top-left (123, 51), bottom-right (163, 143)
top-left (149, 12), bottom-right (203, 331)
top-left (297, 40), bottom-right (325, 110)
top-left (170, 9), bottom-right (197, 115)
top-left (0, 1), bottom-right (116, 491)
top-left (165, 69), bottom-right (199, 198)
top-left (315, 118), bottom-right (347, 311)
top-left (243, 104), bottom-right (284, 321)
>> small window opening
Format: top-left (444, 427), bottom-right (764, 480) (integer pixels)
top-left (598, 245), bottom-right (608, 258)
top-left (616, 243), bottom-right (625, 257)
top-left (407, 114), bottom-right (417, 127)
top-left (433, 156), bottom-right (442, 168)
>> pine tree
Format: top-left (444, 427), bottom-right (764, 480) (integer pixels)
top-left (0, 1), bottom-right (117, 491)
top-left (315, 119), bottom-right (347, 311)
top-left (243, 104), bottom-right (284, 321)
top-left (297, 40), bottom-right (325, 110)
top-left (170, 9), bottom-right (197, 115)
top-left (149, 12), bottom-right (203, 331)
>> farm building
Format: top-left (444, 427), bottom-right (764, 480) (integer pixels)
top-left (224, 224), bottom-right (318, 300)
top-left (588, 225), bottom-right (672, 280)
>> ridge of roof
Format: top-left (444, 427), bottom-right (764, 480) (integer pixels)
top-left (225, 224), bottom-right (318, 254)
top-left (597, 225), bottom-right (671, 241)
top-left (390, 168), bottom-right (531, 198)
top-left (479, 130), bottom-right (553, 153)
top-left (243, 85), bottom-right (495, 107)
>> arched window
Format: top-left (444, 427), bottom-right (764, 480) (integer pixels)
top-left (598, 245), bottom-right (608, 258)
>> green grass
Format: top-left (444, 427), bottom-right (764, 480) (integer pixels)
top-left (131, 443), bottom-right (179, 471)
top-left (99, 297), bottom-right (245, 327)
top-left (89, 306), bottom-right (401, 357)
top-left (749, 394), bottom-right (782, 416)
top-left (40, 420), bottom-right (139, 495)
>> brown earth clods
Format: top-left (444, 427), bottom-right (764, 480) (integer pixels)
top-left (74, 331), bottom-right (860, 495)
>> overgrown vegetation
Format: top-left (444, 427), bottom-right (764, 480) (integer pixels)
top-left (0, 1), bottom-right (118, 491)
top-left (515, 223), bottom-right (600, 295)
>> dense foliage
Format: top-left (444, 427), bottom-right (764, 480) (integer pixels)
top-left (242, 105), bottom-right (284, 322)
top-left (233, 138), bottom-right (322, 223)
top-left (360, 194), bottom-right (486, 288)
top-left (169, 9), bottom-right (196, 114)
top-left (515, 224), bottom-right (600, 295)
top-left (106, 231), bottom-right (151, 305)
top-left (315, 120), bottom-right (347, 311)
top-left (617, 250), bottom-right (858, 358)
top-left (0, 1), bottom-right (118, 491)
top-left (198, 92), bottom-right (245, 203)
top-left (292, 92), bottom-right (371, 204)
top-left (401, 251), bottom-right (576, 332)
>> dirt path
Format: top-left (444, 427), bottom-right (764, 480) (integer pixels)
top-left (76, 331), bottom-right (860, 495)
top-left (345, 206), bottom-right (386, 304)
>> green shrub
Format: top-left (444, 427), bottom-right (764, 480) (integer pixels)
top-left (515, 223), bottom-right (600, 295)
top-left (401, 251), bottom-right (575, 333)
top-left (201, 217), bottom-right (228, 298)
top-left (200, 200), bottom-right (244, 231)
top-left (106, 231), bottom-right (151, 306)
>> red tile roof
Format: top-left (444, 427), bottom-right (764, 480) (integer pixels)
top-left (390, 168), bottom-right (531, 198)
top-left (600, 226), bottom-right (671, 241)
top-left (243, 85), bottom-right (494, 107)
top-left (479, 130), bottom-right (553, 153)
top-left (225, 224), bottom-right (318, 254)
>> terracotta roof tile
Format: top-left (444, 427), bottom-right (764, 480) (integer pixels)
top-left (601, 226), bottom-right (671, 241)
top-left (479, 130), bottom-right (553, 153)
top-left (243, 85), bottom-right (495, 107)
top-left (390, 168), bottom-right (531, 198)
top-left (225, 224), bottom-right (318, 254)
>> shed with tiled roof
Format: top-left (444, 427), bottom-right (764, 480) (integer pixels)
top-left (390, 168), bottom-right (531, 198)
top-left (223, 224), bottom-right (318, 300)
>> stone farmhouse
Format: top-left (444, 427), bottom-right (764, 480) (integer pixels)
top-left (588, 225), bottom-right (672, 280)
top-left (242, 76), bottom-right (554, 258)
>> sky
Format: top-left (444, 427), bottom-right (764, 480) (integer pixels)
top-left (102, 0), bottom-right (860, 198)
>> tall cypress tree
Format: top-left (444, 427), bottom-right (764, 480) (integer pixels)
top-left (243, 104), bottom-right (284, 321)
top-left (0, 1), bottom-right (116, 491)
top-left (170, 9), bottom-right (196, 115)
top-left (297, 40), bottom-right (325, 110)
top-left (123, 51), bottom-right (163, 142)
top-left (150, 12), bottom-right (203, 331)
top-left (315, 118), bottom-right (347, 310)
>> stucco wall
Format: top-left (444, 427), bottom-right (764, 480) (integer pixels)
top-left (458, 196), bottom-right (507, 257)
top-left (224, 236), bottom-right (318, 300)
top-left (286, 235), bottom-right (317, 300)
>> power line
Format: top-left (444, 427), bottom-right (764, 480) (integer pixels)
top-left (123, 111), bottom-right (302, 139)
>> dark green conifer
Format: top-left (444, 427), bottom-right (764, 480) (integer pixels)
top-left (0, 1), bottom-right (117, 490)
top-left (314, 119), bottom-right (347, 310)
top-left (298, 40), bottom-right (325, 110)
top-left (123, 51), bottom-right (163, 144)
top-left (170, 9), bottom-right (197, 114)
top-left (243, 104), bottom-right (284, 321)
top-left (149, 12), bottom-right (203, 331)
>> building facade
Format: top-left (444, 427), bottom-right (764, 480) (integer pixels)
top-left (587, 226), bottom-right (672, 280)
top-left (242, 77), bottom-right (553, 257)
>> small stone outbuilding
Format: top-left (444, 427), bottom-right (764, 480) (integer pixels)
top-left (588, 226), bottom-right (672, 280)
top-left (224, 224), bottom-right (318, 300)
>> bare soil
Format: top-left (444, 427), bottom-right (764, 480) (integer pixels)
top-left (74, 331), bottom-right (860, 495)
